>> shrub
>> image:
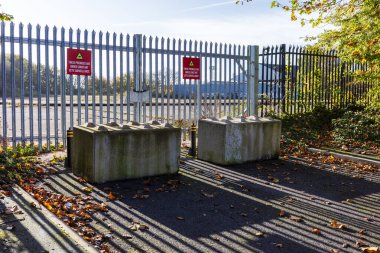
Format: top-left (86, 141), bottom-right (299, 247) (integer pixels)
top-left (332, 109), bottom-right (380, 144)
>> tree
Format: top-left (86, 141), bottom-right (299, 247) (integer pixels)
top-left (238, 0), bottom-right (380, 108)
top-left (0, 4), bottom-right (13, 21)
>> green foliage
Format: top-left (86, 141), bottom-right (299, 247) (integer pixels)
top-left (239, 0), bottom-right (380, 108)
top-left (0, 4), bottom-right (13, 21)
top-left (0, 144), bottom-right (39, 182)
top-left (278, 104), bottom-right (345, 142)
top-left (332, 108), bottom-right (380, 144)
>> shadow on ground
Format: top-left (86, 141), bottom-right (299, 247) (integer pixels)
top-left (0, 187), bottom-right (88, 253)
top-left (43, 155), bottom-right (380, 253)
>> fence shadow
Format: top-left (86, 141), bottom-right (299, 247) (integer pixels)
top-left (43, 156), bottom-right (380, 252)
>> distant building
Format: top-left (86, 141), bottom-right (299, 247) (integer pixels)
top-left (173, 63), bottom-right (287, 99)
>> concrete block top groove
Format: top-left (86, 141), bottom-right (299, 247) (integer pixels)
top-left (200, 116), bottom-right (281, 125)
top-left (78, 121), bottom-right (178, 133)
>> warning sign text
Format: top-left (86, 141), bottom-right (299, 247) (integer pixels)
top-left (183, 57), bottom-right (200, 80)
top-left (66, 48), bottom-right (92, 76)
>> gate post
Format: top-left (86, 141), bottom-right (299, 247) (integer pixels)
top-left (133, 34), bottom-right (143, 122)
top-left (247, 45), bottom-right (259, 116)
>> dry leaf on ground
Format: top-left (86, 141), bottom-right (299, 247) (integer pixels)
top-left (81, 187), bottom-right (93, 192)
top-left (289, 215), bottom-right (303, 222)
top-left (255, 232), bottom-right (264, 237)
top-left (108, 192), bottom-right (117, 200)
top-left (330, 220), bottom-right (347, 229)
top-left (361, 247), bottom-right (380, 253)
top-left (278, 210), bottom-right (286, 217)
top-left (312, 228), bottom-right (321, 235)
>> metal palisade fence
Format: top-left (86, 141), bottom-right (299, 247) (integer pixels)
top-left (1, 22), bottom-right (260, 150)
top-left (259, 44), bottom-right (374, 116)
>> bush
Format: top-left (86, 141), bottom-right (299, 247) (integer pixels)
top-left (276, 104), bottom-right (346, 142)
top-left (332, 109), bottom-right (380, 144)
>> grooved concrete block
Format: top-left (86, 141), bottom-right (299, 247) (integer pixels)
top-left (72, 122), bottom-right (181, 183)
top-left (197, 116), bottom-right (281, 165)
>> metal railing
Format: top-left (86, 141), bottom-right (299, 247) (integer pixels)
top-left (259, 44), bottom-right (373, 116)
top-left (1, 22), bottom-right (256, 150)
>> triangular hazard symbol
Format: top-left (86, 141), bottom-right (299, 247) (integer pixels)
top-left (76, 53), bottom-right (83, 60)
top-left (189, 60), bottom-right (194, 67)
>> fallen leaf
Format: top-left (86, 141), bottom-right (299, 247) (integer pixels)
top-left (361, 247), bottom-right (380, 253)
top-left (4, 205), bottom-right (18, 215)
top-left (255, 232), bottom-right (264, 237)
top-left (78, 177), bottom-right (87, 183)
top-left (342, 243), bottom-right (349, 248)
top-left (356, 241), bottom-right (368, 248)
top-left (278, 210), bottom-right (286, 217)
top-left (28, 177), bottom-right (38, 184)
top-left (241, 213), bottom-right (247, 217)
top-left (331, 249), bottom-right (339, 253)
top-left (215, 173), bottom-right (224, 180)
top-left (330, 220), bottom-right (346, 229)
top-left (108, 192), bottom-right (116, 200)
top-left (1, 190), bottom-right (12, 197)
top-left (81, 187), bottom-right (93, 192)
top-left (122, 234), bottom-right (133, 239)
top-left (289, 215), bottom-right (303, 222)
top-left (358, 229), bottom-right (366, 235)
top-left (128, 223), bottom-right (149, 231)
top-left (312, 228), bottom-right (321, 235)
top-left (176, 216), bottom-right (185, 220)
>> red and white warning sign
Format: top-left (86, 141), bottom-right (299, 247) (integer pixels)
top-left (66, 48), bottom-right (92, 76)
top-left (183, 57), bottom-right (200, 80)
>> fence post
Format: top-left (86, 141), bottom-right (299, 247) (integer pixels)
top-left (133, 34), bottom-right (143, 122)
top-left (247, 45), bottom-right (259, 116)
top-left (339, 62), bottom-right (346, 107)
top-left (280, 44), bottom-right (286, 113)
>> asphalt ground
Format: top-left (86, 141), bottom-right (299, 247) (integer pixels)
top-left (17, 152), bottom-right (379, 253)
top-left (0, 185), bottom-right (96, 253)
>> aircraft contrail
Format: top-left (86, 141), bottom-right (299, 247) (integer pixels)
top-left (182, 1), bottom-right (235, 12)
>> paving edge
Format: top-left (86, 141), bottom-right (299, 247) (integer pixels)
top-left (12, 184), bottom-right (99, 253)
top-left (307, 147), bottom-right (380, 167)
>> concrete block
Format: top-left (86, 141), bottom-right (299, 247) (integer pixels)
top-left (197, 116), bottom-right (281, 165)
top-left (72, 121), bottom-right (181, 183)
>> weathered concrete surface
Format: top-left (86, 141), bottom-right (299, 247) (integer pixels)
top-left (198, 116), bottom-right (281, 165)
top-left (72, 122), bottom-right (181, 183)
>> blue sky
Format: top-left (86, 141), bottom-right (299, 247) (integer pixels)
top-left (2, 0), bottom-right (322, 46)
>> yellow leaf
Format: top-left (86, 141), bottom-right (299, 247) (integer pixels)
top-left (81, 187), bottom-right (93, 192)
top-left (255, 232), bottom-right (264, 237)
